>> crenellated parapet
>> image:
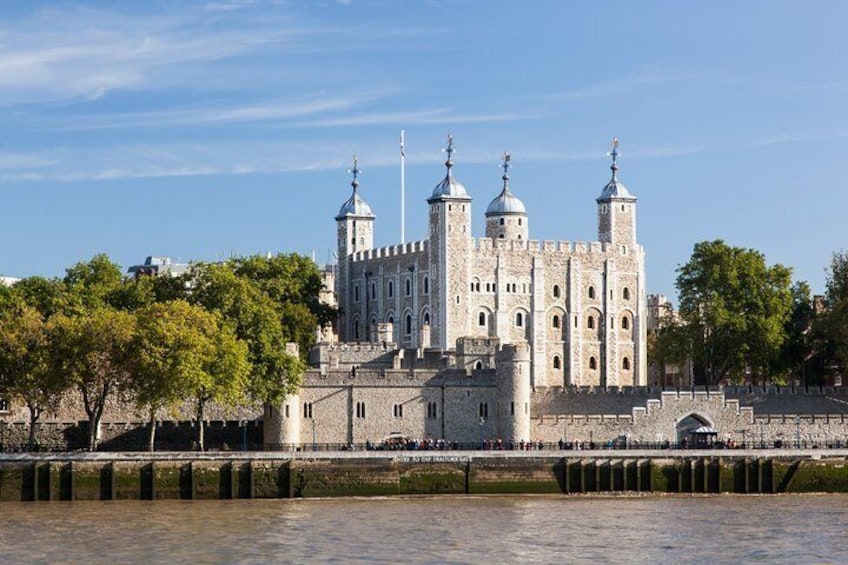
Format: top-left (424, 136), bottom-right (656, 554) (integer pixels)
top-left (351, 240), bottom-right (429, 262)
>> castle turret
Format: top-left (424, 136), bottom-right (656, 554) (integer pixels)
top-left (427, 135), bottom-right (472, 349)
top-left (336, 156), bottom-right (375, 341)
top-left (485, 152), bottom-right (528, 241)
top-left (495, 343), bottom-right (531, 442)
top-left (597, 138), bottom-right (637, 247)
top-left (264, 391), bottom-right (301, 449)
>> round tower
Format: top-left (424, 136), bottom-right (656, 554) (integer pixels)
top-left (263, 392), bottom-right (301, 449)
top-left (485, 152), bottom-right (528, 241)
top-left (495, 342), bottom-right (531, 442)
top-left (335, 155), bottom-right (375, 341)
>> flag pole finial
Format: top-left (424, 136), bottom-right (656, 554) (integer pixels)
top-left (501, 151), bottom-right (511, 190)
top-left (608, 137), bottom-right (619, 179)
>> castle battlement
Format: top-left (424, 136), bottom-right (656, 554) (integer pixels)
top-left (350, 240), bottom-right (428, 262)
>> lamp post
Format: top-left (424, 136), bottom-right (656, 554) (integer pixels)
top-left (479, 417), bottom-right (485, 450)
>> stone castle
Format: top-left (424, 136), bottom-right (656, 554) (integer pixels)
top-left (266, 136), bottom-right (650, 447)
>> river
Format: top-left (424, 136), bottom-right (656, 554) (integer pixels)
top-left (0, 495), bottom-right (845, 564)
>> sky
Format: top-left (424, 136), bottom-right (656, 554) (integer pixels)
top-left (1, 1), bottom-right (846, 303)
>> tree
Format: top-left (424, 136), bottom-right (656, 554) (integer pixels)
top-left (648, 312), bottom-right (691, 386)
top-left (133, 300), bottom-right (250, 451)
top-left (189, 262), bottom-right (305, 408)
top-left (675, 240), bottom-right (793, 385)
top-left (50, 308), bottom-right (136, 451)
top-left (815, 251), bottom-right (848, 381)
top-left (0, 299), bottom-right (67, 448)
top-left (62, 254), bottom-right (124, 313)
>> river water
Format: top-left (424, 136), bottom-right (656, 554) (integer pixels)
top-left (1, 495), bottom-right (845, 564)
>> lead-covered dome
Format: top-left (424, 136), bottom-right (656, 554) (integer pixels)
top-left (335, 155), bottom-right (375, 220)
top-left (486, 187), bottom-right (526, 216)
top-left (335, 190), bottom-right (374, 219)
top-left (427, 134), bottom-right (471, 202)
top-left (597, 140), bottom-right (636, 203)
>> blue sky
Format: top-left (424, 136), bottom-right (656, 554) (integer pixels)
top-left (1, 1), bottom-right (846, 303)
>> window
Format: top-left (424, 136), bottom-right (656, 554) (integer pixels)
top-left (518, 218), bottom-right (523, 226)
top-left (370, 282), bottom-right (376, 300)
top-left (474, 360), bottom-right (483, 370)
top-left (423, 312), bottom-right (430, 325)
top-left (427, 401), bottom-right (438, 419)
top-left (405, 314), bottom-right (412, 336)
top-left (285, 404), bottom-right (290, 418)
top-left (499, 234), bottom-right (505, 239)
top-left (510, 402), bottom-right (515, 416)
top-left (479, 402), bottom-right (489, 419)
top-left (587, 316), bottom-right (595, 330)
top-left (388, 280), bottom-right (394, 298)
top-left (515, 312), bottom-right (524, 327)
top-left (393, 404), bottom-right (404, 418)
top-left (623, 287), bottom-right (630, 300)
top-left (423, 276), bottom-right (429, 295)
top-left (622, 316), bottom-right (630, 330)
top-left (553, 285), bottom-right (561, 298)
top-left (387, 314), bottom-right (394, 324)
top-left (552, 315), bottom-right (560, 329)
top-left (354, 285), bottom-right (360, 302)
top-left (303, 402), bottom-right (313, 418)
top-left (553, 356), bottom-right (561, 370)
top-left (353, 319), bottom-right (361, 340)
top-left (623, 357), bottom-right (631, 371)
top-left (499, 218), bottom-right (505, 225)
top-left (478, 312), bottom-right (487, 327)
top-left (405, 278), bottom-right (411, 296)
top-left (588, 286), bottom-right (596, 299)
top-left (356, 401), bottom-right (366, 419)
top-left (589, 357), bottom-right (597, 370)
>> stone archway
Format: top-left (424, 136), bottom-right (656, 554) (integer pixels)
top-left (676, 413), bottom-right (713, 444)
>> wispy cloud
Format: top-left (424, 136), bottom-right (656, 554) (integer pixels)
top-left (297, 108), bottom-right (537, 128)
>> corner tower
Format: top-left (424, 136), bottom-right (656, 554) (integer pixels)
top-left (597, 138), bottom-right (637, 246)
top-left (335, 155), bottom-right (375, 341)
top-left (427, 135), bottom-right (472, 349)
top-left (485, 152), bottom-right (528, 241)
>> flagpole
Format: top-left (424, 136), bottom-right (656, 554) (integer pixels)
top-left (400, 129), bottom-right (406, 244)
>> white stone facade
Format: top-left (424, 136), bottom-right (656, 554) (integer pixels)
top-left (334, 142), bottom-right (647, 389)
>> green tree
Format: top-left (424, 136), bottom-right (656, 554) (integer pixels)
top-left (133, 300), bottom-right (251, 451)
top-left (815, 251), bottom-right (848, 380)
top-left (62, 254), bottom-right (124, 313)
top-left (0, 299), bottom-right (67, 448)
top-left (189, 262), bottom-right (305, 407)
top-left (50, 308), bottom-right (136, 451)
top-left (676, 240), bottom-right (793, 385)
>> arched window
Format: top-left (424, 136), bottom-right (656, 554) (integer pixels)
top-left (588, 286), bottom-right (596, 299)
top-left (552, 315), bottom-right (560, 329)
top-left (622, 316), bottom-right (630, 330)
top-left (553, 285), bottom-right (561, 298)
top-left (587, 316), bottom-right (595, 330)
top-left (478, 312), bottom-right (487, 327)
top-left (387, 314), bottom-right (394, 324)
top-left (589, 357), bottom-right (597, 370)
top-left (387, 280), bottom-right (394, 298)
top-left (405, 314), bottom-right (412, 335)
top-left (423, 276), bottom-right (429, 295)
top-left (405, 278), bottom-right (412, 296)
top-left (622, 357), bottom-right (631, 371)
top-left (474, 360), bottom-right (483, 370)
top-left (623, 287), bottom-right (630, 301)
top-left (553, 356), bottom-right (561, 370)
top-left (515, 312), bottom-right (524, 327)
top-left (423, 312), bottom-right (430, 325)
